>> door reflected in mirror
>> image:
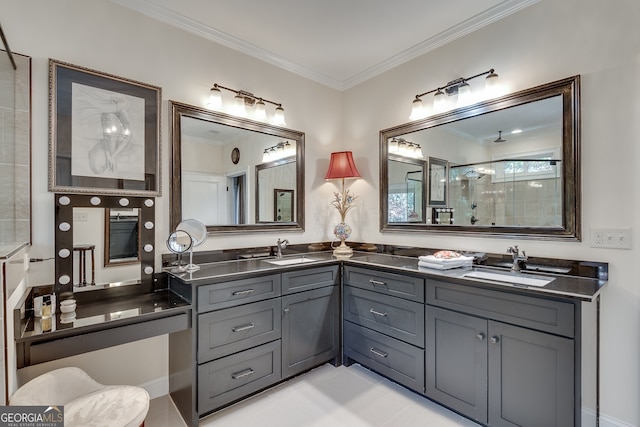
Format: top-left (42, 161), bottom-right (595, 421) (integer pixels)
top-left (256, 159), bottom-right (296, 222)
top-left (170, 101), bottom-right (305, 233)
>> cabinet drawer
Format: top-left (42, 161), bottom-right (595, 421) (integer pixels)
top-left (198, 299), bottom-right (281, 362)
top-left (282, 265), bottom-right (339, 294)
top-left (344, 286), bottom-right (424, 347)
top-left (198, 340), bottom-right (281, 415)
top-left (344, 322), bottom-right (424, 393)
top-left (426, 279), bottom-right (575, 337)
top-left (343, 266), bottom-right (424, 302)
top-left (197, 274), bottom-right (281, 312)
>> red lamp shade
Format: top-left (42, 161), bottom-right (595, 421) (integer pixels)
top-left (324, 151), bottom-right (361, 180)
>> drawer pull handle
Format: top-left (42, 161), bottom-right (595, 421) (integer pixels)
top-left (232, 323), bottom-right (255, 332)
top-left (370, 347), bottom-right (388, 358)
top-left (369, 279), bottom-right (387, 286)
top-left (490, 336), bottom-right (500, 344)
top-left (476, 333), bottom-right (485, 341)
top-left (369, 308), bottom-right (388, 317)
top-left (231, 368), bottom-right (255, 379)
top-left (232, 289), bottom-right (255, 296)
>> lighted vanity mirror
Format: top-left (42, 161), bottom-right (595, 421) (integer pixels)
top-left (380, 76), bottom-right (580, 240)
top-left (170, 101), bottom-right (305, 233)
top-left (54, 194), bottom-right (155, 297)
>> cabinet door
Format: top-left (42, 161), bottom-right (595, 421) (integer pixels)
top-left (281, 285), bottom-right (339, 378)
top-left (426, 306), bottom-right (488, 424)
top-left (488, 321), bottom-right (574, 427)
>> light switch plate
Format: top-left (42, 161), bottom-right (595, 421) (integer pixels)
top-left (590, 228), bottom-right (632, 249)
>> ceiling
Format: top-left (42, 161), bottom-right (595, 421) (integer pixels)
top-left (111, 0), bottom-right (538, 90)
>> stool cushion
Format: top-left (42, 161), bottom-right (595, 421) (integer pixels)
top-left (64, 385), bottom-right (149, 427)
top-left (10, 367), bottom-right (103, 406)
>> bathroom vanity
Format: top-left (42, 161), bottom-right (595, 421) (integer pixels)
top-left (14, 284), bottom-right (192, 369)
top-left (166, 250), bottom-right (605, 427)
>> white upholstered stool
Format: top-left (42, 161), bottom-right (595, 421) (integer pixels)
top-left (10, 367), bottom-right (149, 427)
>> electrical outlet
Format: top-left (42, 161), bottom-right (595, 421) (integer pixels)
top-left (590, 228), bottom-right (632, 249)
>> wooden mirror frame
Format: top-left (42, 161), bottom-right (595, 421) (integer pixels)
top-left (380, 75), bottom-right (581, 240)
top-left (170, 101), bottom-right (305, 234)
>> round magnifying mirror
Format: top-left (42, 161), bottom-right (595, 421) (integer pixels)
top-left (166, 230), bottom-right (193, 273)
top-left (167, 230), bottom-right (192, 254)
top-left (176, 219), bottom-right (207, 247)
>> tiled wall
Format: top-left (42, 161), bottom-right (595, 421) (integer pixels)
top-left (450, 175), bottom-right (562, 227)
top-left (0, 51), bottom-right (30, 244)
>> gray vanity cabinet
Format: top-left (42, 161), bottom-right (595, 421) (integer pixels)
top-left (172, 265), bottom-right (341, 424)
top-left (195, 275), bottom-right (283, 416)
top-left (281, 266), bottom-right (340, 378)
top-left (342, 266), bottom-right (425, 393)
top-left (426, 280), bottom-right (575, 427)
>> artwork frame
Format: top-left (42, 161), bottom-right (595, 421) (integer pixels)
top-left (428, 157), bottom-right (447, 206)
top-left (48, 59), bottom-right (161, 196)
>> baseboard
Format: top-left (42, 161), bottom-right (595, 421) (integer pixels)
top-left (583, 407), bottom-right (636, 427)
top-left (139, 375), bottom-right (168, 400)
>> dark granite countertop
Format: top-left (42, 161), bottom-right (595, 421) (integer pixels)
top-left (16, 288), bottom-right (191, 343)
top-left (167, 250), bottom-right (607, 302)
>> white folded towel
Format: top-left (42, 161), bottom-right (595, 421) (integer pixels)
top-left (418, 255), bottom-right (473, 270)
top-left (418, 255), bottom-right (474, 265)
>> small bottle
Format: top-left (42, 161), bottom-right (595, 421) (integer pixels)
top-left (42, 295), bottom-right (52, 319)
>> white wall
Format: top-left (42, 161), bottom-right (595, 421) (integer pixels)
top-left (344, 0), bottom-right (640, 425)
top-left (2, 0), bottom-right (639, 425)
top-left (0, 0), bottom-right (342, 399)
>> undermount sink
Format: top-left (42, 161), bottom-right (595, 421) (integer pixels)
top-left (463, 270), bottom-right (555, 287)
top-left (266, 257), bottom-right (319, 266)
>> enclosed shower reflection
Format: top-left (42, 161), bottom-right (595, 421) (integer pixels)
top-left (448, 158), bottom-right (562, 227)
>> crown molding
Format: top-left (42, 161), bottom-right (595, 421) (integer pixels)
top-left (111, 0), bottom-right (539, 91)
top-left (341, 0), bottom-right (540, 90)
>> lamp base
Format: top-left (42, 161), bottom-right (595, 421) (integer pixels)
top-left (332, 240), bottom-right (353, 259)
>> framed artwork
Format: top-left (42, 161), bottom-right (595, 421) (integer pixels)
top-left (48, 59), bottom-right (161, 196)
top-left (428, 157), bottom-right (447, 206)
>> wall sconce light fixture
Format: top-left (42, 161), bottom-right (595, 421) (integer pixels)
top-left (410, 68), bottom-right (499, 120)
top-left (388, 138), bottom-right (424, 159)
top-left (208, 83), bottom-right (286, 126)
top-left (262, 141), bottom-right (296, 163)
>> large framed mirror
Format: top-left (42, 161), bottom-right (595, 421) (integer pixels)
top-left (170, 101), bottom-right (305, 233)
top-left (54, 194), bottom-right (155, 298)
top-left (380, 76), bottom-right (580, 240)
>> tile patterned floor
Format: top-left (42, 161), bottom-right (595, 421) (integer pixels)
top-left (145, 364), bottom-right (476, 426)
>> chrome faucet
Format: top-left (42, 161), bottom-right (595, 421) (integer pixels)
top-left (276, 238), bottom-right (289, 259)
top-left (507, 245), bottom-right (527, 272)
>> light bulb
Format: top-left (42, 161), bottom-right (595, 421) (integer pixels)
top-left (485, 71), bottom-right (500, 98)
top-left (254, 99), bottom-right (267, 121)
top-left (389, 138), bottom-right (398, 153)
top-left (457, 81), bottom-right (472, 107)
top-left (273, 106), bottom-right (286, 126)
top-left (433, 89), bottom-right (447, 112)
top-left (232, 94), bottom-right (247, 117)
top-left (409, 97), bottom-right (425, 120)
top-left (207, 87), bottom-right (222, 110)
